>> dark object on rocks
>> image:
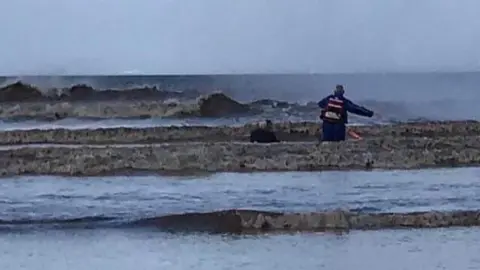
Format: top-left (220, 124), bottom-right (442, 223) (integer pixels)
top-left (250, 128), bottom-right (279, 143)
top-left (0, 81), bottom-right (46, 102)
top-left (250, 119), bottom-right (280, 143)
top-left (198, 93), bottom-right (250, 117)
top-left (365, 160), bottom-right (374, 170)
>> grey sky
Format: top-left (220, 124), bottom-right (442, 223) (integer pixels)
top-left (1, 0), bottom-right (479, 75)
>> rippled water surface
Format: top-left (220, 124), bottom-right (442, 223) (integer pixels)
top-left (2, 168), bottom-right (480, 222)
top-left (2, 228), bottom-right (480, 270)
top-left (2, 168), bottom-right (480, 269)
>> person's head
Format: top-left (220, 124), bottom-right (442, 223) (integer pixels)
top-left (334, 84), bottom-right (345, 96)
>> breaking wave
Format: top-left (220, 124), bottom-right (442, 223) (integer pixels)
top-left (1, 209), bottom-right (480, 234)
top-left (0, 81), bottom-right (476, 123)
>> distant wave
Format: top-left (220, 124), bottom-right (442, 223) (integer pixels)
top-left (1, 81), bottom-right (479, 128)
top-left (1, 209), bottom-right (479, 233)
top-left (0, 81), bottom-right (201, 102)
top-left (0, 81), bottom-right (474, 125)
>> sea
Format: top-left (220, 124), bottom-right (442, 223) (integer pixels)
top-left (1, 73), bottom-right (480, 269)
top-left (1, 72), bottom-right (480, 128)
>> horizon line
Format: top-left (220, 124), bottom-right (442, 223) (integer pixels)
top-left (2, 70), bottom-right (480, 77)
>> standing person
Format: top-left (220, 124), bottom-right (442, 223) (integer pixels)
top-left (318, 85), bottom-right (374, 142)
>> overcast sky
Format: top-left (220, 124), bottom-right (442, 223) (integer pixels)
top-left (1, 0), bottom-right (479, 75)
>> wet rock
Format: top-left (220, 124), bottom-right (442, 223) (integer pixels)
top-left (198, 93), bottom-right (251, 117)
top-left (0, 120), bottom-right (478, 145)
top-left (2, 136), bottom-right (480, 176)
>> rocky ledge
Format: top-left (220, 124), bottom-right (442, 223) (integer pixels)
top-left (2, 136), bottom-right (480, 176)
top-left (0, 120), bottom-right (478, 145)
top-left (140, 209), bottom-right (480, 233)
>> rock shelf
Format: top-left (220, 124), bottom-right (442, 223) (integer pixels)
top-left (0, 120), bottom-right (478, 145)
top-left (2, 136), bottom-right (480, 176)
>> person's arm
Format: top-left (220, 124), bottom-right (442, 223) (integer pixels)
top-left (344, 99), bottom-right (374, 117)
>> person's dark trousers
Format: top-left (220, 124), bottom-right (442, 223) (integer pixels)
top-left (321, 121), bottom-right (346, 142)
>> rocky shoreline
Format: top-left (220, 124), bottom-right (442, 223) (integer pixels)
top-left (0, 120), bottom-right (478, 145)
top-left (143, 209), bottom-right (480, 233)
top-left (2, 135), bottom-right (480, 176)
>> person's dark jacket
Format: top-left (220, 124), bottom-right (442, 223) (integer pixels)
top-left (317, 93), bottom-right (373, 123)
top-left (250, 128), bottom-right (279, 143)
top-left (318, 93), bottom-right (374, 142)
